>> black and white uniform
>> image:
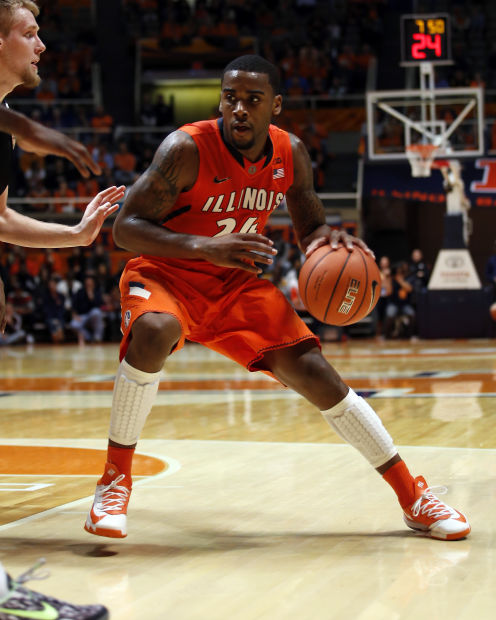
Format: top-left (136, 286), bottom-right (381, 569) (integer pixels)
top-left (0, 103), bottom-right (14, 195)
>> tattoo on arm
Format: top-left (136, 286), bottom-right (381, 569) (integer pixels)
top-left (128, 143), bottom-right (184, 221)
top-left (286, 133), bottom-right (326, 241)
top-left (286, 186), bottom-right (326, 241)
top-left (150, 151), bottom-right (180, 202)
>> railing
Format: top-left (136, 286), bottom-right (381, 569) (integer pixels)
top-left (8, 81), bottom-right (496, 115)
top-left (7, 197), bottom-right (101, 222)
top-left (6, 98), bottom-right (95, 107)
top-left (7, 190), bottom-right (361, 221)
top-left (283, 93), bottom-right (367, 109)
top-left (7, 60), bottom-right (102, 109)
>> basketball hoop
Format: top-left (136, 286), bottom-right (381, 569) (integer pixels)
top-left (406, 144), bottom-right (439, 177)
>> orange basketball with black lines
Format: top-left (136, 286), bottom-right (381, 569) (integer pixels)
top-left (298, 245), bottom-right (381, 326)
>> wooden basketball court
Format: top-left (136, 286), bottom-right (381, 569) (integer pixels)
top-left (0, 338), bottom-right (494, 619)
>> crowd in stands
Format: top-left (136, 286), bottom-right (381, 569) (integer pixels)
top-left (9, 0), bottom-right (495, 205)
top-left (0, 242), bottom-right (123, 346)
top-left (10, 127), bottom-right (153, 210)
top-left (375, 249), bottom-right (431, 341)
top-left (123, 0), bottom-right (496, 97)
top-left (124, 0), bottom-right (384, 97)
top-left (4, 0), bottom-right (496, 346)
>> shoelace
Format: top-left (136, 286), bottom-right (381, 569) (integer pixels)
top-left (0, 559), bottom-right (50, 605)
top-left (13, 558), bottom-right (50, 587)
top-left (411, 486), bottom-right (458, 520)
top-left (98, 473), bottom-right (130, 511)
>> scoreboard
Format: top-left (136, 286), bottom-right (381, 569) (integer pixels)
top-left (400, 14), bottom-right (452, 66)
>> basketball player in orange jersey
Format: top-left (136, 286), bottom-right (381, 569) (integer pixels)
top-left (85, 55), bottom-right (470, 542)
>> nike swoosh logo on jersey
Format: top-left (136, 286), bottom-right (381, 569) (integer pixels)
top-left (213, 176), bottom-right (230, 183)
top-left (0, 601), bottom-right (59, 619)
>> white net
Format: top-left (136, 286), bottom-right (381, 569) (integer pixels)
top-left (406, 144), bottom-right (438, 177)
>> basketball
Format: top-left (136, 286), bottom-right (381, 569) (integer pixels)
top-left (298, 245), bottom-right (381, 326)
top-left (490, 303), bottom-right (496, 321)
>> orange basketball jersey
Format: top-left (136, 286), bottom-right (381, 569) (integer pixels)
top-left (141, 118), bottom-right (294, 272)
top-left (118, 119), bottom-right (319, 366)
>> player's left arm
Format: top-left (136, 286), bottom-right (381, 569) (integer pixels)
top-left (0, 185), bottom-right (123, 248)
top-left (285, 133), bottom-right (372, 256)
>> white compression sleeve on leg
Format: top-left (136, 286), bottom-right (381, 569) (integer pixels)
top-left (109, 359), bottom-right (162, 445)
top-left (321, 388), bottom-right (397, 468)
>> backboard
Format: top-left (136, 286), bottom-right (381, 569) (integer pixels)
top-left (366, 86), bottom-right (484, 162)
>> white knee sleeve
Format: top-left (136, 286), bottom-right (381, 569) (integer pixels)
top-left (109, 360), bottom-right (161, 445)
top-left (321, 388), bottom-right (397, 468)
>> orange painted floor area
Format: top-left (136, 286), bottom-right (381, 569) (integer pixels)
top-left (0, 445), bottom-right (166, 476)
top-left (0, 446), bottom-right (167, 526)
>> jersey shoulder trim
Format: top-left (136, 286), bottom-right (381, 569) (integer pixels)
top-left (268, 123), bottom-right (290, 138)
top-left (179, 119), bottom-right (218, 137)
top-left (268, 123), bottom-right (292, 151)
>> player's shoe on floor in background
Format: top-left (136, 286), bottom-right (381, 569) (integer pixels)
top-left (84, 461), bottom-right (131, 539)
top-left (0, 559), bottom-right (108, 619)
top-left (403, 476), bottom-right (471, 541)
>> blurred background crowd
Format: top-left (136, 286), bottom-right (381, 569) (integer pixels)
top-left (3, 0), bottom-right (496, 344)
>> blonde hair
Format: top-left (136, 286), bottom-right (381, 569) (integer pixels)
top-left (0, 1), bottom-right (39, 35)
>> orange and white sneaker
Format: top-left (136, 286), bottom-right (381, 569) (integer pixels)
top-left (403, 476), bottom-right (471, 541)
top-left (84, 462), bottom-right (131, 538)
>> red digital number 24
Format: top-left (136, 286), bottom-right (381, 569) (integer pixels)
top-left (411, 33), bottom-right (442, 59)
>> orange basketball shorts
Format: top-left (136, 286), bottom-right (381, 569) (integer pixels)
top-left (119, 257), bottom-right (320, 373)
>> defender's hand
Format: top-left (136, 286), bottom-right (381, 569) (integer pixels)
top-left (73, 186), bottom-right (125, 246)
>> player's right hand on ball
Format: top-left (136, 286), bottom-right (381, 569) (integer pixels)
top-left (200, 233), bottom-right (277, 274)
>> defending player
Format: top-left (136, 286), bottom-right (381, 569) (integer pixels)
top-left (0, 0), bottom-right (125, 330)
top-left (0, 2), bottom-right (116, 615)
top-left (85, 55), bottom-right (470, 542)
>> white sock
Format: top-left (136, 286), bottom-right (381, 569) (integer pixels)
top-left (109, 360), bottom-right (161, 446)
top-left (321, 388), bottom-right (397, 468)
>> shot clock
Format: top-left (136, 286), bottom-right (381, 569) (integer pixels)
top-left (400, 14), bottom-right (452, 66)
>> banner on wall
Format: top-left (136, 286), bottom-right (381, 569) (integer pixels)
top-left (363, 158), bottom-right (496, 206)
